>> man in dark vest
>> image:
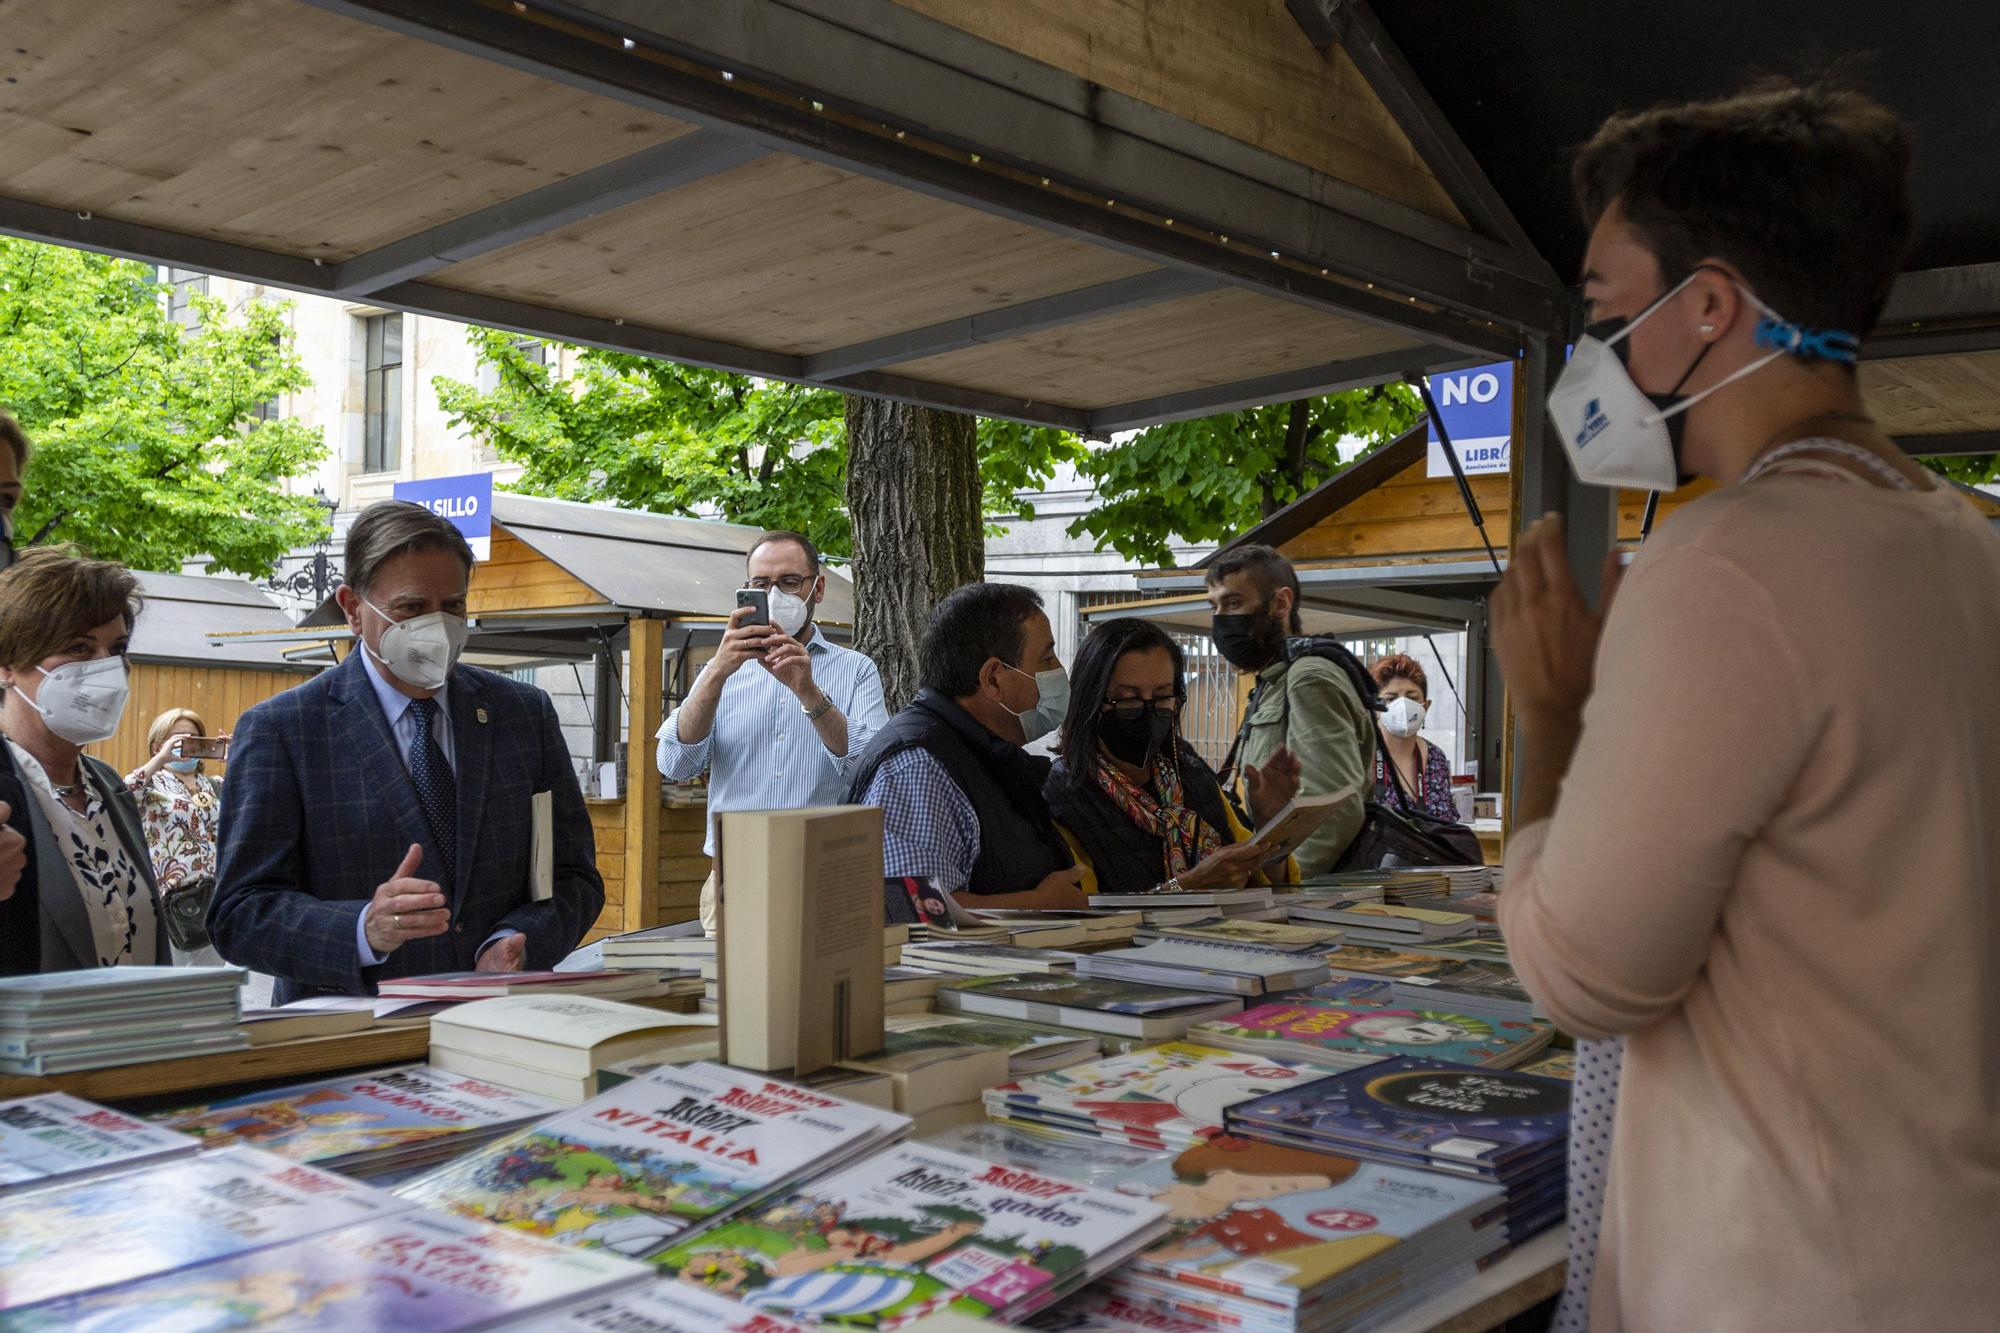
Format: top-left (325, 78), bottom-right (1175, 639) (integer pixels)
top-left (845, 582), bottom-right (1086, 909)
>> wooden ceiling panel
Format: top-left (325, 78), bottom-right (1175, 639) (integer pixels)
top-left (1862, 351), bottom-right (2000, 435)
top-left (886, 288), bottom-right (1420, 408)
top-left (430, 153), bottom-right (1159, 354)
top-left (0, 0), bottom-right (692, 259)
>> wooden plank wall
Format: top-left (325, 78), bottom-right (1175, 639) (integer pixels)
top-left (883, 0), bottom-right (1461, 222)
top-left (1282, 460), bottom-right (1513, 562)
top-left (657, 805), bottom-right (709, 925)
top-left (584, 799), bottom-right (628, 943)
top-left (90, 664), bottom-right (311, 779)
top-left (466, 529), bottom-right (602, 615)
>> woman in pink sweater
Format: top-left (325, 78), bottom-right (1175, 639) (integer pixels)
top-left (1494, 82), bottom-right (2000, 1329)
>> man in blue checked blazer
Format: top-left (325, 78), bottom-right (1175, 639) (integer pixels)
top-left (210, 501), bottom-right (603, 1004)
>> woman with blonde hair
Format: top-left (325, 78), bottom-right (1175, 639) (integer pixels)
top-left (124, 707), bottom-right (228, 963)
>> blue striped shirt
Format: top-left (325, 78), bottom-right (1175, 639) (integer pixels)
top-left (656, 630), bottom-right (888, 856)
top-left (863, 748), bottom-right (982, 893)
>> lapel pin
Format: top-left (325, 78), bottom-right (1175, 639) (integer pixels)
top-left (475, 708), bottom-right (489, 724)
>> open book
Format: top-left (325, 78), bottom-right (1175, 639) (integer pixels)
top-left (1247, 781), bottom-right (1359, 861)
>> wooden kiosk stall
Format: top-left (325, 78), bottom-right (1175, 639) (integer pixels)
top-left (231, 492), bottom-right (856, 942)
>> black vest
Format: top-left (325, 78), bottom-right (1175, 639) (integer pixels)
top-left (1044, 748), bottom-right (1238, 897)
top-left (845, 690), bottom-right (1072, 897)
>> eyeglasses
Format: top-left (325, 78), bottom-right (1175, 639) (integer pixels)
top-left (1101, 697), bottom-right (1181, 723)
top-left (744, 575), bottom-right (813, 596)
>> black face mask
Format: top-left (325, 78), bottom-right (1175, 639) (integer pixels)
top-left (1100, 707), bottom-right (1175, 770)
top-left (1210, 606), bottom-right (1287, 672)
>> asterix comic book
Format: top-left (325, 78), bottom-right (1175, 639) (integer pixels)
top-left (0, 1092), bottom-right (197, 1191)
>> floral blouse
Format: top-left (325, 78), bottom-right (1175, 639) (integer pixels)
top-left (121, 767), bottom-right (222, 893)
top-left (1374, 740), bottom-right (1460, 822)
top-left (9, 741), bottom-right (158, 966)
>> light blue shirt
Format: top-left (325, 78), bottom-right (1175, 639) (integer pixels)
top-left (656, 629), bottom-right (888, 856)
top-left (353, 649), bottom-right (507, 967)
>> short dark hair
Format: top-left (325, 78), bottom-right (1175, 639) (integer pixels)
top-left (920, 582), bottom-right (1044, 698)
top-left (0, 412), bottom-right (28, 469)
top-left (344, 500), bottom-right (474, 595)
top-left (748, 530), bottom-right (820, 574)
top-left (0, 546), bottom-right (141, 673)
top-left (1206, 544), bottom-right (1303, 635)
top-left (1055, 617), bottom-right (1186, 789)
top-left (1573, 79), bottom-right (1914, 335)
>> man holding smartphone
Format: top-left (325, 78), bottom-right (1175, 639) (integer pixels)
top-left (657, 530), bottom-right (888, 933)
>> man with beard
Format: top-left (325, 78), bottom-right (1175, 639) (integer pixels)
top-left (1204, 545), bottom-right (1369, 875)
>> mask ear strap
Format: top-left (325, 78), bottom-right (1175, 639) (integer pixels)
top-left (1602, 268), bottom-right (1707, 347)
top-left (1643, 346), bottom-right (1789, 426)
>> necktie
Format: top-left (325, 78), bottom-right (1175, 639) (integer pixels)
top-left (408, 697), bottom-right (457, 887)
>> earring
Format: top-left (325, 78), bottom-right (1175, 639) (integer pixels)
top-left (1700, 323), bottom-right (1716, 336)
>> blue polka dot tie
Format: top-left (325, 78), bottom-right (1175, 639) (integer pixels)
top-left (408, 697), bottom-right (457, 889)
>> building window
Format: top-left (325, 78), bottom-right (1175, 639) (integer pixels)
top-left (363, 313), bottom-right (403, 473)
top-left (162, 268), bottom-right (207, 328)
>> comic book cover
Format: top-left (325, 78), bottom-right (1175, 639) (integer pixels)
top-left (1222, 1058), bottom-right (1570, 1169)
top-left (1190, 1002), bottom-right (1550, 1070)
top-left (0, 1207), bottom-right (650, 1332)
top-left (395, 1062), bottom-right (908, 1263)
top-left (152, 1065), bottom-right (559, 1172)
top-left (0, 1093), bottom-right (197, 1190)
top-left (654, 1141), bottom-right (1168, 1328)
top-left (0, 1147), bottom-right (409, 1312)
top-left (1091, 1136), bottom-right (1506, 1308)
top-left (982, 1043), bottom-right (1337, 1151)
top-left (512, 1279), bottom-right (816, 1333)
top-left (921, 1122), bottom-right (1170, 1191)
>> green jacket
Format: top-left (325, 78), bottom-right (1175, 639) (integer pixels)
top-left (1239, 655), bottom-right (1370, 876)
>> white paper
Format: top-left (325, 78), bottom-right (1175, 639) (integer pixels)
top-left (530, 790), bottom-right (555, 902)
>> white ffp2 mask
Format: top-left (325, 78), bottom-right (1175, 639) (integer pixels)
top-left (364, 597), bottom-right (469, 691)
top-left (1380, 696), bottom-right (1425, 739)
top-left (20, 656), bottom-right (130, 745)
top-left (768, 587), bottom-right (813, 637)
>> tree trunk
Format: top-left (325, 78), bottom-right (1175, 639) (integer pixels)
top-left (844, 396), bottom-right (984, 711)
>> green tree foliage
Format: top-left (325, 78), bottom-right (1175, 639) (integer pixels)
top-left (1069, 384), bottom-right (1425, 568)
top-left (0, 239), bottom-right (327, 575)
top-left (1920, 453), bottom-right (2000, 487)
top-left (434, 331), bottom-right (1085, 558)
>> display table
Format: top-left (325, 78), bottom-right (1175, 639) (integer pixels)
top-left (0, 993), bottom-right (700, 1104)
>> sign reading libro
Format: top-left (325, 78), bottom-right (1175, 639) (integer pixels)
top-left (393, 473), bottom-right (494, 561)
top-left (1425, 360), bottom-right (1514, 478)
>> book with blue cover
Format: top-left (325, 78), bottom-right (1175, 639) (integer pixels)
top-left (1223, 1057), bottom-right (1570, 1172)
top-left (1, 1207), bottom-right (650, 1331)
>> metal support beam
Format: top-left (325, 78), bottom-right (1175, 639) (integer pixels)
top-left (805, 270), bottom-right (1219, 379)
top-left (332, 130), bottom-right (770, 295)
top-left (1865, 263), bottom-right (2000, 360)
top-left (301, 0), bottom-right (1558, 354)
top-left (1286, 0), bottom-right (1550, 267)
top-left (1086, 346), bottom-right (1481, 434)
top-left (1897, 431), bottom-right (2000, 458)
top-left (1515, 334), bottom-right (1615, 604)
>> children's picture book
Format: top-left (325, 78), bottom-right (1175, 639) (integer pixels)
top-left (654, 1141), bottom-right (1168, 1328)
top-left (396, 1062), bottom-right (908, 1263)
top-left (1, 1205), bottom-right (651, 1332)
top-left (0, 1146), bottom-right (410, 1311)
top-left (1092, 1135), bottom-right (1507, 1309)
top-left (152, 1065), bottom-right (559, 1174)
top-left (984, 1043), bottom-right (1337, 1151)
top-left (1190, 1001), bottom-right (1551, 1070)
top-left (511, 1276), bottom-right (817, 1333)
top-left (1222, 1058), bottom-right (1570, 1170)
top-left (0, 1092), bottom-right (197, 1191)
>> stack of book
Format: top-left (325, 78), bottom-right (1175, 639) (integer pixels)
top-left (907, 920), bottom-right (1009, 945)
top-left (1319, 942), bottom-right (1463, 982)
top-left (846, 1024), bottom-right (1011, 1120)
top-left (0, 967), bottom-right (246, 1075)
top-left (1287, 902), bottom-right (1476, 945)
top-left (1134, 917), bottom-right (1345, 953)
top-left (1225, 1056), bottom-right (1571, 1241)
top-left (396, 1061), bottom-right (910, 1264)
top-left (527, 1279), bottom-right (818, 1333)
top-left (886, 1014), bottom-right (1101, 1076)
top-left (152, 1064), bottom-right (559, 1177)
top-left (1441, 864), bottom-right (1494, 895)
top-left (237, 1003), bottom-right (375, 1045)
top-left (0, 1092), bottom-right (197, 1190)
top-left (429, 994), bottom-right (721, 1102)
top-left (1388, 958), bottom-right (1536, 1025)
top-left (899, 940), bottom-right (1079, 977)
top-left (884, 965), bottom-right (946, 1015)
top-left (378, 970), bottom-right (664, 1003)
top-left (1090, 1134), bottom-right (1510, 1331)
top-left (7, 1204), bottom-right (652, 1331)
top-left (983, 1042), bottom-right (1336, 1152)
top-left (923, 1120), bottom-right (1170, 1191)
top-left (1190, 998), bottom-right (1554, 1071)
top-left (975, 910), bottom-right (1143, 948)
top-left (1089, 887), bottom-right (1282, 927)
top-left (0, 1147), bottom-right (411, 1313)
top-left (279, 994), bottom-right (463, 1026)
top-left (934, 975), bottom-right (1243, 1041)
top-left (1074, 940), bottom-right (1329, 997)
top-left (600, 921), bottom-right (712, 967)
top-left (651, 1139), bottom-right (1170, 1325)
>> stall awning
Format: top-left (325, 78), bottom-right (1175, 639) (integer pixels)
top-left (133, 571), bottom-right (313, 672)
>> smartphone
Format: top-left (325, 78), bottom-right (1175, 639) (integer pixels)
top-left (734, 587), bottom-right (771, 634)
top-left (177, 736), bottom-right (228, 760)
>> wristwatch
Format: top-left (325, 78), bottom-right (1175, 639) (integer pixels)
top-left (802, 690), bottom-right (837, 721)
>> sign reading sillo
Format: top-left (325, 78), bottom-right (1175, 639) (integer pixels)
top-left (394, 472), bottom-right (495, 560)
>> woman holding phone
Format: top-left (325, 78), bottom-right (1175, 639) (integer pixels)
top-left (124, 708), bottom-right (227, 963)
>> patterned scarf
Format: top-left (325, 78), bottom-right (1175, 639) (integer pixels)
top-left (1093, 748), bottom-right (1224, 879)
